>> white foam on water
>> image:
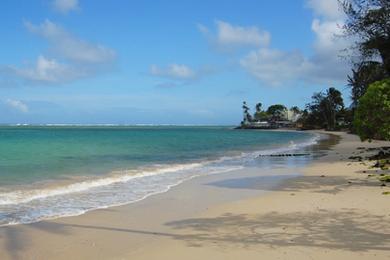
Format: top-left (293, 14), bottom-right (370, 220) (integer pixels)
top-left (0, 163), bottom-right (204, 206)
top-left (0, 133), bottom-right (321, 227)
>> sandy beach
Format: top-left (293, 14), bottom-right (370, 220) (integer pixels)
top-left (1, 131), bottom-right (390, 260)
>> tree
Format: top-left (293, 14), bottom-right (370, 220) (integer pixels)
top-left (266, 104), bottom-right (287, 121)
top-left (253, 102), bottom-right (269, 121)
top-left (342, 0), bottom-right (390, 74)
top-left (298, 107), bottom-right (324, 130)
top-left (305, 92), bottom-right (327, 129)
top-left (241, 101), bottom-right (252, 124)
top-left (323, 87), bottom-right (345, 130)
top-left (255, 103), bottom-right (262, 113)
top-left (290, 106), bottom-right (301, 114)
top-left (354, 78), bottom-right (390, 141)
top-left (348, 61), bottom-right (387, 107)
top-left (297, 108), bottom-right (322, 130)
top-left (301, 88), bottom-right (344, 130)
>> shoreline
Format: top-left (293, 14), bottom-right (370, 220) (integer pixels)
top-left (0, 130), bottom-right (318, 227)
top-left (1, 131), bottom-right (389, 259)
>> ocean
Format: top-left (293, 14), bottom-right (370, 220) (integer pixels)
top-left (0, 126), bottom-right (319, 226)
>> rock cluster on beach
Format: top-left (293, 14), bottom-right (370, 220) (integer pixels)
top-left (259, 153), bottom-right (310, 157)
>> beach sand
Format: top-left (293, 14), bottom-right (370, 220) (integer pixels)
top-left (1, 131), bottom-right (390, 259)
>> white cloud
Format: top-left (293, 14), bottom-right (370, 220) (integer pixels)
top-left (25, 20), bottom-right (116, 64)
top-left (216, 20), bottom-right (270, 47)
top-left (199, 20), bottom-right (270, 50)
top-left (240, 48), bottom-right (310, 86)
top-left (312, 19), bottom-right (341, 51)
top-left (52, 0), bottom-right (79, 14)
top-left (306, 0), bottom-right (352, 82)
top-left (5, 99), bottom-right (29, 113)
top-left (11, 55), bottom-right (85, 84)
top-left (5, 20), bottom-right (116, 85)
top-left (237, 0), bottom-right (351, 86)
top-left (150, 64), bottom-right (196, 80)
top-left (239, 27), bottom-right (350, 86)
top-left (306, 0), bottom-right (344, 20)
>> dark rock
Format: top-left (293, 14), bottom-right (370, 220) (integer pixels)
top-left (260, 153), bottom-right (310, 158)
top-left (349, 156), bottom-right (363, 160)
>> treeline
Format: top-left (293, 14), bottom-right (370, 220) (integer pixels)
top-left (241, 102), bottom-right (297, 124)
top-left (241, 87), bottom-right (347, 131)
top-left (340, 0), bottom-right (390, 141)
top-left (301, 0), bottom-right (390, 140)
top-left (301, 0), bottom-right (390, 141)
top-left (242, 1), bottom-right (390, 141)
top-left (298, 87), bottom-right (347, 131)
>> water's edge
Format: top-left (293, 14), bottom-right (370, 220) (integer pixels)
top-left (0, 131), bottom-right (322, 227)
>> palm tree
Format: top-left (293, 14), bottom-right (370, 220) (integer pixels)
top-left (290, 106), bottom-right (301, 114)
top-left (242, 101), bottom-right (252, 124)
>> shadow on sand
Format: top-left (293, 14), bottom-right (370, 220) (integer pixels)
top-left (164, 209), bottom-right (390, 251)
top-left (2, 208), bottom-right (389, 259)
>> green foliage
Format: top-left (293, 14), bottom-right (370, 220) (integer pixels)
top-left (348, 61), bottom-right (387, 107)
top-left (254, 111), bottom-right (269, 121)
top-left (341, 1), bottom-right (390, 136)
top-left (379, 174), bottom-right (390, 182)
top-left (300, 87), bottom-right (344, 130)
top-left (266, 104), bottom-right (287, 121)
top-left (241, 101), bottom-right (253, 124)
top-left (253, 102), bottom-right (269, 121)
top-left (354, 79), bottom-right (390, 141)
top-left (324, 88), bottom-right (344, 130)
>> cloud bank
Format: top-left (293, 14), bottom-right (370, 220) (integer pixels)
top-left (11, 55), bottom-right (85, 84)
top-left (6, 20), bottom-right (116, 85)
top-left (25, 20), bottom-right (116, 64)
top-left (200, 0), bottom-right (351, 86)
top-left (242, 0), bottom-right (350, 86)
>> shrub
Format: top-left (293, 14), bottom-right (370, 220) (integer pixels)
top-left (354, 79), bottom-right (390, 141)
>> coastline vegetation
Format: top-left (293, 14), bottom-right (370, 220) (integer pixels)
top-left (240, 0), bottom-right (390, 142)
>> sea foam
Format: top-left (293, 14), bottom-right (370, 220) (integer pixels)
top-left (0, 134), bottom-right (321, 226)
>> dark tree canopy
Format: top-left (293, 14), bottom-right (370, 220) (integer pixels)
top-left (324, 87), bottom-right (345, 130)
top-left (290, 106), bottom-right (301, 114)
top-left (266, 104), bottom-right (287, 121)
top-left (255, 103), bottom-right (262, 113)
top-left (301, 87), bottom-right (344, 131)
top-left (348, 61), bottom-right (387, 106)
top-left (342, 0), bottom-right (390, 74)
top-left (254, 102), bottom-right (268, 121)
top-left (241, 101), bottom-right (252, 124)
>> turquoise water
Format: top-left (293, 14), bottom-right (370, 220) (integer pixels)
top-left (0, 126), bottom-right (317, 226)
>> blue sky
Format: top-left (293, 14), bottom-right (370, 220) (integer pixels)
top-left (0, 0), bottom-right (352, 124)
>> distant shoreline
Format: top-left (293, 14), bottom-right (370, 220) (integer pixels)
top-left (0, 124), bottom-right (237, 127)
